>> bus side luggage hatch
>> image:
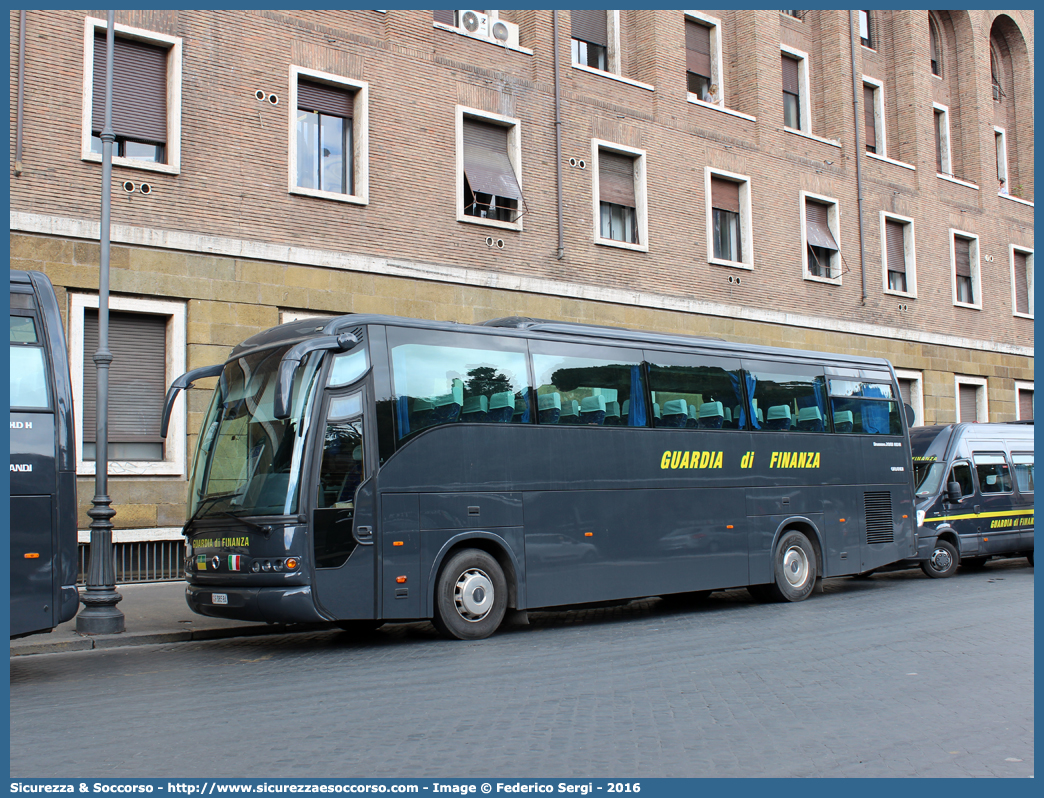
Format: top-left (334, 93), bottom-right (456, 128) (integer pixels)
top-left (161, 363), bottom-right (224, 437)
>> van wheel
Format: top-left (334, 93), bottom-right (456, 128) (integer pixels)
top-left (752, 530), bottom-right (818, 602)
top-left (921, 540), bottom-right (958, 578)
top-left (432, 549), bottom-right (507, 641)
top-left (961, 557), bottom-right (989, 570)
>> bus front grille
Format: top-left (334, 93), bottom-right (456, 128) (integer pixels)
top-left (864, 491), bottom-right (894, 545)
top-left (77, 540), bottom-right (188, 585)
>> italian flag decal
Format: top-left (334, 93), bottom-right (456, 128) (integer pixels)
top-left (228, 555), bottom-right (242, 571)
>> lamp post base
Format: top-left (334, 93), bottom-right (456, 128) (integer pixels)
top-left (76, 589), bottom-right (125, 635)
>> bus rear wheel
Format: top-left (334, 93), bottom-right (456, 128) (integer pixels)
top-left (432, 549), bottom-right (507, 640)
top-left (750, 529), bottom-right (818, 602)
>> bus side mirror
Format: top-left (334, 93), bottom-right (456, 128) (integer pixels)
top-left (160, 362), bottom-right (225, 438)
top-left (946, 482), bottom-right (962, 503)
top-left (904, 403), bottom-right (915, 426)
top-left (274, 332), bottom-right (358, 420)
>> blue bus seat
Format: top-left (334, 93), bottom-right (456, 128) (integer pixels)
top-left (487, 391), bottom-right (514, 423)
top-left (766, 405), bottom-right (791, 430)
top-left (538, 392), bottom-right (561, 424)
top-left (412, 397), bottom-right (434, 429)
top-left (560, 399), bottom-right (580, 424)
top-left (604, 400), bottom-right (622, 426)
top-left (834, 409), bottom-right (854, 433)
top-left (797, 406), bottom-right (824, 431)
top-left (660, 399), bottom-right (688, 428)
top-left (432, 392), bottom-right (462, 424)
top-left (686, 404), bottom-right (698, 428)
top-left (461, 394), bottom-right (489, 423)
top-left (698, 401), bottom-right (725, 429)
top-left (579, 395), bottom-right (607, 425)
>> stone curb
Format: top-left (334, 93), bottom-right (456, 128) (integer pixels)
top-left (10, 622), bottom-right (337, 657)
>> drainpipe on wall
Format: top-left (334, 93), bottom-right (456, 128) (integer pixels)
top-left (16, 10), bottom-right (25, 176)
top-left (553, 11), bottom-right (565, 260)
top-left (849, 9), bottom-right (868, 305)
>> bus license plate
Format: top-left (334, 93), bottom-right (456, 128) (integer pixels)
top-left (212, 593), bottom-right (228, 605)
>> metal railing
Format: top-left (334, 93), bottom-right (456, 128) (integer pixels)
top-left (77, 540), bottom-right (187, 585)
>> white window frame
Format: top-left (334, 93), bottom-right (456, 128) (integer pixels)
top-left (69, 293), bottom-right (187, 477)
top-left (288, 66), bottom-right (369, 206)
top-left (954, 375), bottom-right (988, 423)
top-left (1014, 380), bottom-right (1034, 421)
top-left (880, 211), bottom-right (917, 299)
top-left (780, 44), bottom-right (811, 135)
top-left (81, 17), bottom-right (183, 175)
top-left (894, 369), bottom-right (925, 428)
top-left (684, 11), bottom-right (725, 110)
top-left (861, 75), bottom-right (886, 158)
top-left (1009, 244), bottom-right (1034, 319)
top-left (799, 191), bottom-right (842, 285)
top-left (456, 106), bottom-right (524, 232)
top-left (950, 229), bottom-right (981, 310)
top-left (705, 166), bottom-right (753, 270)
top-left (591, 139), bottom-right (648, 253)
top-left (994, 125), bottom-right (1008, 194)
top-left (933, 102), bottom-right (953, 177)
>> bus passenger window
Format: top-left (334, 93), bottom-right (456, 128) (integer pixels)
top-left (950, 463), bottom-right (974, 498)
top-left (1012, 453), bottom-right (1033, 493)
top-left (389, 331), bottom-right (531, 440)
top-left (10, 314), bottom-right (50, 409)
top-left (318, 393), bottom-right (365, 510)
top-left (973, 453), bottom-right (1013, 494)
top-left (647, 356), bottom-right (743, 430)
top-left (747, 366), bottom-right (828, 432)
top-left (827, 380), bottom-right (902, 435)
top-left (532, 345), bottom-right (646, 426)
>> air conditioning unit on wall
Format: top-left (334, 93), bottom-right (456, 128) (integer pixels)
top-left (458, 10), bottom-right (489, 38)
top-left (491, 19), bottom-right (519, 48)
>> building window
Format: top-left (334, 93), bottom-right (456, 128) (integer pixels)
top-left (571, 9), bottom-right (608, 71)
top-left (933, 104), bottom-right (952, 176)
top-left (684, 14), bottom-right (722, 105)
top-left (929, 17), bottom-right (942, 77)
top-left (995, 127), bottom-right (1008, 195)
top-left (289, 67), bottom-right (369, 205)
top-left (990, 42), bottom-right (1003, 102)
top-left (593, 141), bottom-right (647, 251)
top-left (81, 18), bottom-right (182, 174)
top-left (1010, 246), bottom-right (1033, 318)
top-left (706, 168), bottom-right (752, 268)
top-left (881, 212), bottom-right (916, 297)
top-left (950, 230), bottom-right (980, 309)
top-left (69, 294), bottom-right (187, 477)
top-left (955, 376), bottom-right (987, 423)
top-left (780, 11), bottom-right (804, 20)
top-left (457, 108), bottom-right (525, 229)
top-left (894, 369), bottom-right (924, 427)
top-left (801, 193), bottom-right (841, 282)
top-left (859, 10), bottom-right (873, 49)
top-left (862, 78), bottom-right (884, 156)
top-left (780, 47), bottom-right (809, 133)
top-left (1015, 382), bottom-right (1033, 421)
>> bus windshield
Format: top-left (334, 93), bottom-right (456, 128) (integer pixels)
top-left (188, 344), bottom-right (323, 519)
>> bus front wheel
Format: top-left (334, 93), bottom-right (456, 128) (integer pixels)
top-left (750, 529), bottom-right (818, 602)
top-left (432, 549), bottom-right (508, 641)
top-left (920, 539), bottom-right (958, 578)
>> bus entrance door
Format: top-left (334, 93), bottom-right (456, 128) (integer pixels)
top-left (311, 391), bottom-right (375, 620)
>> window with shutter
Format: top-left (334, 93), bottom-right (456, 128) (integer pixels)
top-left (711, 177), bottom-right (743, 263)
top-left (929, 18), bottom-right (942, 76)
top-left (782, 53), bottom-right (802, 130)
top-left (897, 378), bottom-right (913, 410)
top-left (1017, 389), bottom-right (1033, 421)
top-left (685, 20), bottom-right (713, 99)
top-left (859, 10), bottom-right (872, 48)
top-left (1013, 251), bottom-right (1030, 315)
top-left (462, 117), bottom-right (524, 223)
top-left (885, 219), bottom-right (907, 292)
top-left (599, 150), bottom-right (638, 244)
top-left (804, 199), bottom-right (838, 279)
top-left (863, 84), bottom-right (878, 153)
top-left (82, 309), bottom-right (167, 461)
top-left (954, 236), bottom-right (974, 305)
top-left (571, 10), bottom-right (608, 70)
top-left (958, 384), bottom-right (979, 423)
top-left (296, 79), bottom-right (354, 195)
top-left (90, 32), bottom-right (169, 163)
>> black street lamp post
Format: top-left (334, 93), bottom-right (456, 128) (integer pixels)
top-left (77, 9), bottom-right (125, 635)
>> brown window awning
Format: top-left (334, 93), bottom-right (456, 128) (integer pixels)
top-left (93, 33), bottom-right (168, 143)
top-left (298, 80), bottom-right (353, 118)
top-left (954, 237), bottom-right (971, 277)
top-left (782, 53), bottom-right (800, 94)
top-left (885, 219), bottom-right (906, 273)
top-left (805, 200), bottom-right (837, 250)
top-left (463, 118), bottom-right (523, 202)
top-left (571, 9), bottom-right (607, 46)
top-left (599, 151), bottom-right (636, 208)
top-left (863, 84), bottom-right (877, 149)
top-left (710, 177), bottom-right (740, 213)
top-left (685, 20), bottom-right (711, 78)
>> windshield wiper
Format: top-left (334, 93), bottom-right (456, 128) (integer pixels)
top-left (183, 492), bottom-right (243, 535)
top-left (218, 511), bottom-right (273, 539)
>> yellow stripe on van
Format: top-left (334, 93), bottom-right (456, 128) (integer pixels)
top-left (928, 508), bottom-right (1034, 523)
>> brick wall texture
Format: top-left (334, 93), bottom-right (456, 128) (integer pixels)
top-left (8, 10), bottom-right (1034, 532)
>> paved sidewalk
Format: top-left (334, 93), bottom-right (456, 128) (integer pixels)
top-left (9, 580), bottom-right (333, 656)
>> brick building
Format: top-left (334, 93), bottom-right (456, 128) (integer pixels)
top-left (8, 9), bottom-right (1034, 544)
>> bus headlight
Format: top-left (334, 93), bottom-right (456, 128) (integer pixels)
top-left (916, 510), bottom-right (926, 528)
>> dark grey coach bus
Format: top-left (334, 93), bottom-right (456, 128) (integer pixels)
top-left (163, 314), bottom-right (917, 639)
top-left (10, 270), bottom-right (79, 638)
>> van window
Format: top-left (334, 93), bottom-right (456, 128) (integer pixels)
top-left (828, 379), bottom-right (902, 435)
top-left (646, 353), bottom-right (744, 429)
top-left (389, 329), bottom-right (531, 440)
top-left (950, 462), bottom-right (974, 498)
top-left (1012, 453), bottom-right (1033, 493)
top-left (531, 342), bottom-right (645, 426)
top-left (973, 453), bottom-right (1013, 494)
top-left (745, 363), bottom-right (828, 432)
